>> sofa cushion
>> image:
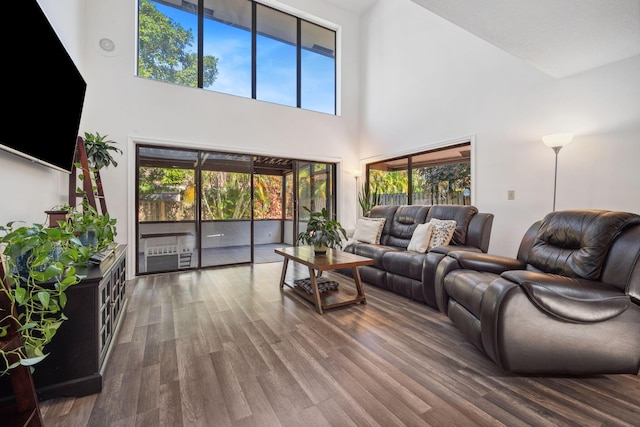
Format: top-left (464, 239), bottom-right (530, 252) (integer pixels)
top-left (527, 210), bottom-right (640, 280)
top-left (427, 205), bottom-right (478, 245)
top-left (386, 205), bottom-right (430, 248)
top-left (368, 205), bottom-right (399, 246)
top-left (428, 218), bottom-right (457, 250)
top-left (407, 222), bottom-right (433, 253)
top-left (352, 217), bottom-right (386, 244)
top-left (344, 243), bottom-right (399, 269)
top-left (382, 251), bottom-right (428, 280)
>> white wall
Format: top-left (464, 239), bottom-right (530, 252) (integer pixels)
top-left (360, 0), bottom-right (640, 256)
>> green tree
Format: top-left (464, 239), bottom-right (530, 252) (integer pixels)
top-left (138, 0), bottom-right (218, 87)
top-left (254, 175), bottom-right (283, 219)
top-left (416, 162), bottom-right (471, 204)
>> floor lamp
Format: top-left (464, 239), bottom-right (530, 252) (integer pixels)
top-left (353, 169), bottom-right (362, 223)
top-left (542, 133), bottom-right (574, 212)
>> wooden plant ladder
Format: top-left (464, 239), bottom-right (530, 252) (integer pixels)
top-left (68, 136), bottom-right (108, 215)
top-left (0, 261), bottom-right (44, 427)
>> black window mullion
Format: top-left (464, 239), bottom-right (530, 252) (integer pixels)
top-left (251, 1), bottom-right (257, 99)
top-left (197, 0), bottom-right (204, 88)
top-left (332, 30), bottom-right (337, 115)
top-left (297, 18), bottom-right (302, 108)
top-left (407, 157), bottom-right (413, 205)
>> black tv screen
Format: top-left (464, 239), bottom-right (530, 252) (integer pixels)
top-left (0, 0), bottom-right (86, 173)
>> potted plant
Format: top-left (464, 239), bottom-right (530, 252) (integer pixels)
top-left (0, 221), bottom-right (82, 375)
top-left (0, 198), bottom-right (119, 376)
top-left (63, 201), bottom-right (117, 256)
top-left (358, 182), bottom-right (380, 217)
top-left (82, 131), bottom-right (122, 170)
top-left (297, 207), bottom-right (347, 255)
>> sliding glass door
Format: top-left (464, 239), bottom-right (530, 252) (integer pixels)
top-left (199, 152), bottom-right (253, 267)
top-left (137, 146), bottom-right (199, 274)
top-left (136, 144), bottom-right (336, 275)
top-left (294, 161), bottom-right (336, 247)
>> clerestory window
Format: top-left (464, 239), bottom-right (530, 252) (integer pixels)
top-left (137, 0), bottom-right (337, 115)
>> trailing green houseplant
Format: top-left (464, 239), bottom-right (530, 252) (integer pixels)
top-left (0, 198), bottom-right (117, 375)
top-left (0, 222), bottom-right (83, 375)
top-left (297, 207), bottom-right (347, 254)
top-left (63, 201), bottom-right (117, 256)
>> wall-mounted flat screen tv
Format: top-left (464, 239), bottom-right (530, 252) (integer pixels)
top-left (0, 0), bottom-right (86, 174)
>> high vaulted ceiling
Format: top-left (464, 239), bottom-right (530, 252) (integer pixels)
top-left (323, 0), bottom-right (640, 78)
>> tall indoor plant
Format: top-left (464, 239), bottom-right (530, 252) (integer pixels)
top-left (297, 207), bottom-right (347, 254)
top-left (358, 183), bottom-right (380, 217)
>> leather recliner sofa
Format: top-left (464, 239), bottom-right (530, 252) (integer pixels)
top-left (435, 209), bottom-right (640, 375)
top-left (341, 204), bottom-right (494, 309)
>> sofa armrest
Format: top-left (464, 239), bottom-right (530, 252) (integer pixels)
top-left (423, 246), bottom-right (482, 308)
top-left (466, 212), bottom-right (494, 252)
top-left (447, 251), bottom-right (526, 275)
top-left (430, 245), bottom-right (482, 256)
top-left (521, 281), bottom-right (630, 323)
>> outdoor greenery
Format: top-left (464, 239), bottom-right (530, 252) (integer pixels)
top-left (367, 162), bottom-right (471, 205)
top-left (138, 0), bottom-right (218, 87)
top-left (138, 167), bottom-right (284, 221)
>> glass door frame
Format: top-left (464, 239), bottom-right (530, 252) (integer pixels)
top-left (135, 143), bottom-right (337, 276)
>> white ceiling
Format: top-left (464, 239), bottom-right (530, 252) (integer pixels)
top-left (323, 0), bottom-right (640, 78)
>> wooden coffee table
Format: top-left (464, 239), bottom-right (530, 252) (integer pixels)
top-left (275, 246), bottom-right (374, 314)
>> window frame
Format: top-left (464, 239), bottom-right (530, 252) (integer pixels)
top-left (136, 0), bottom-right (338, 115)
top-left (364, 140), bottom-right (474, 207)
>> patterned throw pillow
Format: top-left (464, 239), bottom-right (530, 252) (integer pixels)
top-left (407, 222), bottom-right (433, 253)
top-left (352, 217), bottom-right (386, 244)
top-left (428, 218), bottom-right (457, 250)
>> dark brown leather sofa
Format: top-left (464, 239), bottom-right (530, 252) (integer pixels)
top-left (341, 204), bottom-right (494, 308)
top-left (435, 209), bottom-right (640, 375)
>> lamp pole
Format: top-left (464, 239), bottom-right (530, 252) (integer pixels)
top-left (551, 146), bottom-right (561, 212)
top-left (542, 133), bottom-right (574, 213)
top-left (355, 174), bottom-right (360, 223)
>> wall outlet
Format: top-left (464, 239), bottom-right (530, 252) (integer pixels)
top-left (508, 190), bottom-right (515, 200)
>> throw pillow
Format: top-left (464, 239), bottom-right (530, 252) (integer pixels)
top-left (352, 218), bottom-right (386, 244)
top-left (407, 222), bottom-right (433, 253)
top-left (428, 218), bottom-right (457, 250)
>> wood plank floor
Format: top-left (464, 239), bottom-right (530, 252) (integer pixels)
top-left (40, 262), bottom-right (640, 426)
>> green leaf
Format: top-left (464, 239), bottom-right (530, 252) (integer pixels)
top-left (59, 292), bottom-right (67, 309)
top-left (37, 291), bottom-right (51, 309)
top-left (21, 354), bottom-right (49, 366)
top-left (14, 287), bottom-right (27, 304)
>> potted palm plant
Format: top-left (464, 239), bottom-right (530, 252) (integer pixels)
top-left (297, 207), bottom-right (347, 255)
top-left (82, 132), bottom-right (122, 170)
top-left (358, 182), bottom-right (381, 217)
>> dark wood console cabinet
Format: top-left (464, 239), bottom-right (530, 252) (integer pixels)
top-left (0, 244), bottom-right (128, 402)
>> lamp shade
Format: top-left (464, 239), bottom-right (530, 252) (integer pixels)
top-left (542, 133), bottom-right (574, 148)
